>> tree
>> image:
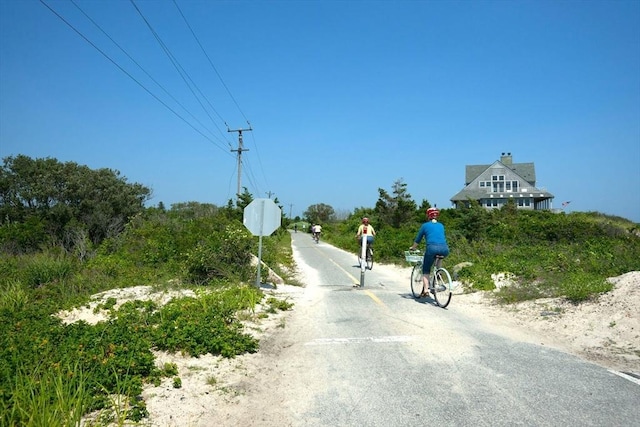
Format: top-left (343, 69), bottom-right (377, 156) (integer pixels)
top-left (457, 198), bottom-right (490, 241)
top-left (416, 199), bottom-right (433, 222)
top-left (0, 155), bottom-right (151, 252)
top-left (236, 187), bottom-right (254, 211)
top-left (304, 203), bottom-right (335, 224)
top-left (375, 178), bottom-right (417, 228)
top-left (170, 202), bottom-right (218, 219)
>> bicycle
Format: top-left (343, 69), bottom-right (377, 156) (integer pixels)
top-left (357, 242), bottom-right (374, 270)
top-left (404, 250), bottom-right (453, 308)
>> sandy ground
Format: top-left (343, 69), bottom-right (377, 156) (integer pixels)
top-left (66, 258), bottom-right (640, 426)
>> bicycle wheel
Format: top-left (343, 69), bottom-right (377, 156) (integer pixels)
top-left (366, 247), bottom-right (373, 270)
top-left (432, 267), bottom-right (453, 308)
top-left (410, 264), bottom-right (424, 298)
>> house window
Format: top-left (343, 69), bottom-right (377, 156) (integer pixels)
top-left (480, 182), bottom-right (485, 188)
top-left (512, 181), bottom-right (518, 192)
top-left (506, 182), bottom-right (511, 191)
top-left (491, 175), bottom-right (505, 193)
top-left (485, 200), bottom-right (491, 207)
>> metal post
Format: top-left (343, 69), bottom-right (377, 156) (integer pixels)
top-left (359, 236), bottom-right (367, 287)
top-left (255, 199), bottom-right (264, 288)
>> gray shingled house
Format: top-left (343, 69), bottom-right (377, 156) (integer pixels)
top-left (450, 153), bottom-right (554, 211)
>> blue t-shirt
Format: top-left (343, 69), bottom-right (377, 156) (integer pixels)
top-left (414, 220), bottom-right (448, 246)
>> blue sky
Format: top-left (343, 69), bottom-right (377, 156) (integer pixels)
top-left (1, 0), bottom-right (639, 222)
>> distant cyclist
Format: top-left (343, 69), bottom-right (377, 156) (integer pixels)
top-left (355, 217), bottom-right (376, 249)
top-left (409, 207), bottom-right (450, 297)
top-left (312, 224), bottom-right (322, 241)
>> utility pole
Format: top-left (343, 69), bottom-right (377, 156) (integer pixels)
top-left (228, 125), bottom-right (252, 204)
top-left (289, 204), bottom-right (293, 219)
top-left (266, 191), bottom-right (274, 199)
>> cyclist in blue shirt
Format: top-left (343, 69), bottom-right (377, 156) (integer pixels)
top-left (409, 207), bottom-right (450, 297)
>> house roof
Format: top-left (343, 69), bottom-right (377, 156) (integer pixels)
top-left (450, 188), bottom-right (555, 202)
top-left (466, 161), bottom-right (536, 185)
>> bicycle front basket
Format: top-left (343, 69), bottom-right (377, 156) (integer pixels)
top-left (404, 251), bottom-right (422, 263)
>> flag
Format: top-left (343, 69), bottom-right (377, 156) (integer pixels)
top-left (562, 201), bottom-right (571, 207)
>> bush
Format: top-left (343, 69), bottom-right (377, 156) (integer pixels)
top-left (559, 272), bottom-right (612, 303)
top-left (22, 252), bottom-right (77, 288)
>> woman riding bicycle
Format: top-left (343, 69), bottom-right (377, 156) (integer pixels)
top-left (409, 207), bottom-right (450, 298)
top-left (355, 217), bottom-right (376, 249)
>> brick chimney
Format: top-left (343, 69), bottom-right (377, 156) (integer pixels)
top-left (500, 152), bottom-right (513, 165)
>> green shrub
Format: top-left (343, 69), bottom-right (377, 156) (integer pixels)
top-left (559, 272), bottom-right (612, 303)
top-left (23, 253), bottom-right (77, 288)
top-left (151, 290), bottom-right (259, 358)
top-left (0, 279), bottom-right (29, 311)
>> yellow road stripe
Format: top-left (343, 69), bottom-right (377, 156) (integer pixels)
top-left (364, 290), bottom-right (384, 305)
top-left (312, 247), bottom-right (386, 307)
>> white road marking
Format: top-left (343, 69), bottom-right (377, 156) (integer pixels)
top-left (609, 370), bottom-right (640, 386)
top-left (305, 336), bottom-right (415, 345)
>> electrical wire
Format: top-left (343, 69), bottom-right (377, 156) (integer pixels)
top-left (172, 0), bottom-right (251, 125)
top-left (69, 0), bottom-right (228, 148)
top-left (39, 0), bottom-right (231, 155)
top-left (129, 0), bottom-right (232, 148)
top-left (172, 0), bottom-right (271, 197)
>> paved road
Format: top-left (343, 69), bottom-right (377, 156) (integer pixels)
top-left (259, 232), bottom-right (640, 427)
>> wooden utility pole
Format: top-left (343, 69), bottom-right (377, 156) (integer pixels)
top-left (228, 125), bottom-right (252, 203)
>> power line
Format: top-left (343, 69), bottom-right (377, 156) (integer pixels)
top-left (172, 0), bottom-right (251, 124)
top-left (172, 0), bottom-right (270, 197)
top-left (39, 0), bottom-right (230, 154)
top-left (129, 0), bottom-right (231, 146)
top-left (69, 0), bottom-right (227, 147)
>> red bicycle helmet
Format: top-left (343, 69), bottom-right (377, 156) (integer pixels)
top-left (426, 207), bottom-right (439, 220)
top-left (362, 217), bottom-right (369, 224)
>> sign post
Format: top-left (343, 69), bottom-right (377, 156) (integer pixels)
top-left (359, 237), bottom-right (367, 287)
top-left (243, 198), bottom-right (282, 287)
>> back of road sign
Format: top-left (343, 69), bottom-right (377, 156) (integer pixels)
top-left (243, 198), bottom-right (281, 236)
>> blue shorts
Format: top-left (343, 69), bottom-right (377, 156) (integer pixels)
top-left (358, 235), bottom-right (374, 244)
top-left (422, 244), bottom-right (449, 274)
